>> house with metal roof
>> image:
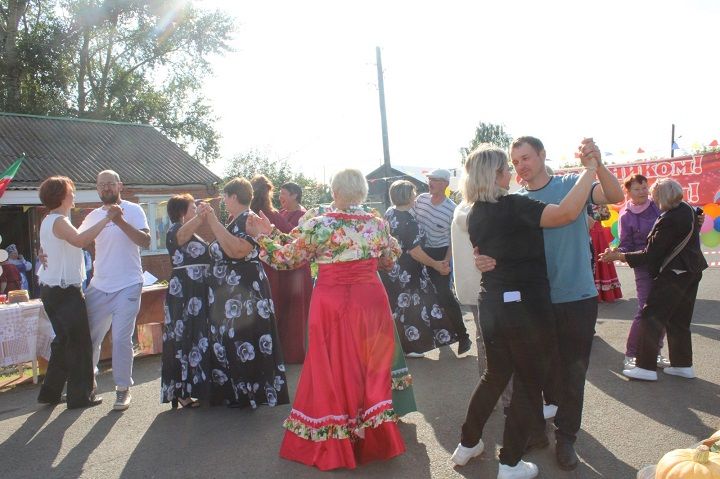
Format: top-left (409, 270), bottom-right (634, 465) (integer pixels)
top-left (0, 112), bottom-right (222, 285)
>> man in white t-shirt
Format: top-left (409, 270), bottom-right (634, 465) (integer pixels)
top-left (80, 170), bottom-right (150, 411)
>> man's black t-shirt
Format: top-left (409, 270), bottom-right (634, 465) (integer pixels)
top-left (467, 194), bottom-right (549, 294)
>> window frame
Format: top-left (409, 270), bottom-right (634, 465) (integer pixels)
top-left (136, 194), bottom-right (172, 256)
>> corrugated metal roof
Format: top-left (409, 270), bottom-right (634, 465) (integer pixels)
top-left (0, 113), bottom-right (221, 188)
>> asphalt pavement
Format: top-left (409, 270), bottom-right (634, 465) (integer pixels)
top-left (1, 266), bottom-right (718, 479)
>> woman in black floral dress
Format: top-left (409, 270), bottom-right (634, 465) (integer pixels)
top-left (161, 194), bottom-right (211, 408)
top-left (380, 180), bottom-right (459, 357)
top-left (204, 178), bottom-right (289, 408)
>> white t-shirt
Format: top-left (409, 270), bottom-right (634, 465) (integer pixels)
top-left (38, 213), bottom-right (86, 287)
top-left (79, 199), bottom-right (149, 293)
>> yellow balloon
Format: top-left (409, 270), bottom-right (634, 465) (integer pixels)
top-left (445, 186), bottom-right (451, 198)
top-left (601, 209), bottom-right (619, 228)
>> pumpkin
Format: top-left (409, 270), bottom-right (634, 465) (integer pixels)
top-left (656, 445), bottom-right (720, 479)
top-left (702, 430), bottom-right (720, 450)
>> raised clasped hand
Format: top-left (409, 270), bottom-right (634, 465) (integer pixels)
top-left (106, 204), bottom-right (123, 221)
top-left (578, 138), bottom-right (601, 169)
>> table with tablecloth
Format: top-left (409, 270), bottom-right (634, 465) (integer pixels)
top-left (0, 300), bottom-right (54, 383)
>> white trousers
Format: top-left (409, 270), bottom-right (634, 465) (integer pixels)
top-left (86, 283), bottom-right (143, 388)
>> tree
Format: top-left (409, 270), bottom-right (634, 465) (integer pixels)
top-left (0, 0), bottom-right (234, 163)
top-left (460, 121), bottom-right (513, 162)
top-left (223, 150), bottom-right (332, 210)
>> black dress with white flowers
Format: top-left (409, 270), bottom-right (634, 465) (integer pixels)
top-left (207, 211), bottom-right (289, 408)
top-left (161, 223), bottom-right (212, 403)
top-left (379, 208), bottom-right (459, 354)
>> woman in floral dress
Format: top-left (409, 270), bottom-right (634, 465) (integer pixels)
top-left (251, 169), bottom-right (406, 471)
top-left (380, 180), bottom-right (458, 357)
top-left (161, 194), bottom-right (211, 408)
top-left (204, 178), bottom-right (289, 409)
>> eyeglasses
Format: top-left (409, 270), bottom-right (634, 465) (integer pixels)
top-left (97, 182), bottom-right (118, 189)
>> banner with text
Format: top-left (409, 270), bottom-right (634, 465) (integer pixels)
top-left (559, 152), bottom-right (720, 205)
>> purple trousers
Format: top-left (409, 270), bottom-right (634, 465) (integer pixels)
top-left (625, 266), bottom-right (665, 357)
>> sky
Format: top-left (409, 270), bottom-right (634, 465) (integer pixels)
top-left (200, 0), bottom-right (720, 182)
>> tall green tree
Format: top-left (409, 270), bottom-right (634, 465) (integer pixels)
top-left (224, 150), bottom-right (332, 209)
top-left (460, 121), bottom-right (513, 162)
top-left (0, 0), bottom-right (234, 163)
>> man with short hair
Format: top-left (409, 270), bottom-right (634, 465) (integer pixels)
top-left (412, 168), bottom-right (472, 355)
top-left (80, 170), bottom-right (150, 411)
top-left (476, 137), bottom-right (623, 471)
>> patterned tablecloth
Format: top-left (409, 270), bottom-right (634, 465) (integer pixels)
top-left (0, 300), bottom-right (54, 383)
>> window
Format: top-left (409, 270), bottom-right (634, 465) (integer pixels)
top-left (137, 195), bottom-right (172, 255)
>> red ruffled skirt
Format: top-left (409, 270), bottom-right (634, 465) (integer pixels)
top-left (279, 259), bottom-right (405, 470)
top-left (591, 223), bottom-right (623, 302)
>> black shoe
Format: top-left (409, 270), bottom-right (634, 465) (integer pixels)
top-left (38, 393), bottom-right (66, 405)
top-left (524, 434), bottom-right (550, 453)
top-left (457, 337), bottom-right (472, 355)
top-left (555, 441), bottom-right (579, 471)
top-left (67, 395), bottom-right (103, 410)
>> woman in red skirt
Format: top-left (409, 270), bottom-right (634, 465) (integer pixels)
top-left (590, 205), bottom-right (623, 302)
top-left (250, 169), bottom-right (405, 471)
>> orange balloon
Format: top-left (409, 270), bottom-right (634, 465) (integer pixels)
top-left (703, 203), bottom-right (720, 217)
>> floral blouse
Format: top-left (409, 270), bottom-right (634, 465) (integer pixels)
top-left (257, 204), bottom-right (401, 270)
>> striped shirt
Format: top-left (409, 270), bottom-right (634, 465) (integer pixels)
top-left (411, 193), bottom-right (457, 248)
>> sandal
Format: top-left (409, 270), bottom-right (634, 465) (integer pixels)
top-left (171, 397), bottom-right (200, 409)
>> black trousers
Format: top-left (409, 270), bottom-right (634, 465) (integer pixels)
top-left (636, 271), bottom-right (701, 370)
top-left (460, 293), bottom-right (553, 466)
top-left (425, 246), bottom-right (469, 341)
top-left (38, 285), bottom-right (95, 407)
top-left (541, 297), bottom-right (598, 444)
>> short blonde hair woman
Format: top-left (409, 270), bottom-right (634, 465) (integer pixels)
top-left (451, 142), bottom-right (599, 477)
top-left (248, 169), bottom-right (406, 471)
top-left (650, 178), bottom-right (684, 211)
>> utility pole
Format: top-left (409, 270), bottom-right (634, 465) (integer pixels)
top-left (671, 123), bottom-right (675, 158)
top-left (376, 47), bottom-right (391, 180)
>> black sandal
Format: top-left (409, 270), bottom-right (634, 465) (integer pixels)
top-left (171, 397), bottom-right (200, 409)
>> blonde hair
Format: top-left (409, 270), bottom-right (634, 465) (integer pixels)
top-left (651, 178), bottom-right (684, 211)
top-left (461, 144), bottom-right (509, 203)
top-left (331, 169), bottom-right (368, 204)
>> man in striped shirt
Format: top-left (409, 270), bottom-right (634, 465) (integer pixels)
top-left (412, 168), bottom-right (472, 355)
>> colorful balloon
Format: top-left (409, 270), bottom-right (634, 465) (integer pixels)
top-left (703, 203), bottom-right (720, 218)
top-left (700, 230), bottom-right (720, 248)
top-left (601, 209), bottom-right (619, 228)
top-left (715, 216), bottom-right (720, 232)
top-left (610, 221), bottom-right (618, 239)
top-left (700, 214), bottom-right (715, 233)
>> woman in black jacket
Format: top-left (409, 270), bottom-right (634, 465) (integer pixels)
top-left (600, 178), bottom-right (707, 381)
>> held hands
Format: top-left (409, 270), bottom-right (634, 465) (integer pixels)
top-left (246, 211), bottom-right (273, 237)
top-left (577, 138), bottom-right (601, 170)
top-left (378, 256), bottom-right (395, 271)
top-left (105, 204), bottom-right (123, 222)
top-left (598, 247), bottom-right (621, 263)
top-left (196, 202), bottom-right (214, 223)
top-left (473, 247), bottom-right (496, 273)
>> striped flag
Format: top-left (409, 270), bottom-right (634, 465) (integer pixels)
top-left (0, 157), bottom-right (24, 199)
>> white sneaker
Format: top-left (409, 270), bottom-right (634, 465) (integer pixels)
top-left (663, 366), bottom-right (696, 379)
top-left (405, 352), bottom-right (425, 358)
top-left (497, 460), bottom-right (539, 479)
top-left (623, 356), bottom-right (636, 369)
top-left (451, 439), bottom-right (484, 466)
top-left (543, 404), bottom-right (558, 419)
top-left (656, 355), bottom-right (671, 368)
top-left (113, 387), bottom-right (132, 411)
top-left (623, 367), bottom-right (657, 381)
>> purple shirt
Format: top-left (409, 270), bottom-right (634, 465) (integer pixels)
top-left (618, 201), bottom-right (661, 253)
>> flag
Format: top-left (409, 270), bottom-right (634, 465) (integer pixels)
top-left (0, 157), bottom-right (24, 199)
top-left (637, 147), bottom-right (645, 154)
top-left (710, 139), bottom-right (719, 147)
top-left (672, 141), bottom-right (679, 150)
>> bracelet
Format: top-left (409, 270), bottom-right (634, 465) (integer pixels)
top-left (585, 167), bottom-right (598, 172)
